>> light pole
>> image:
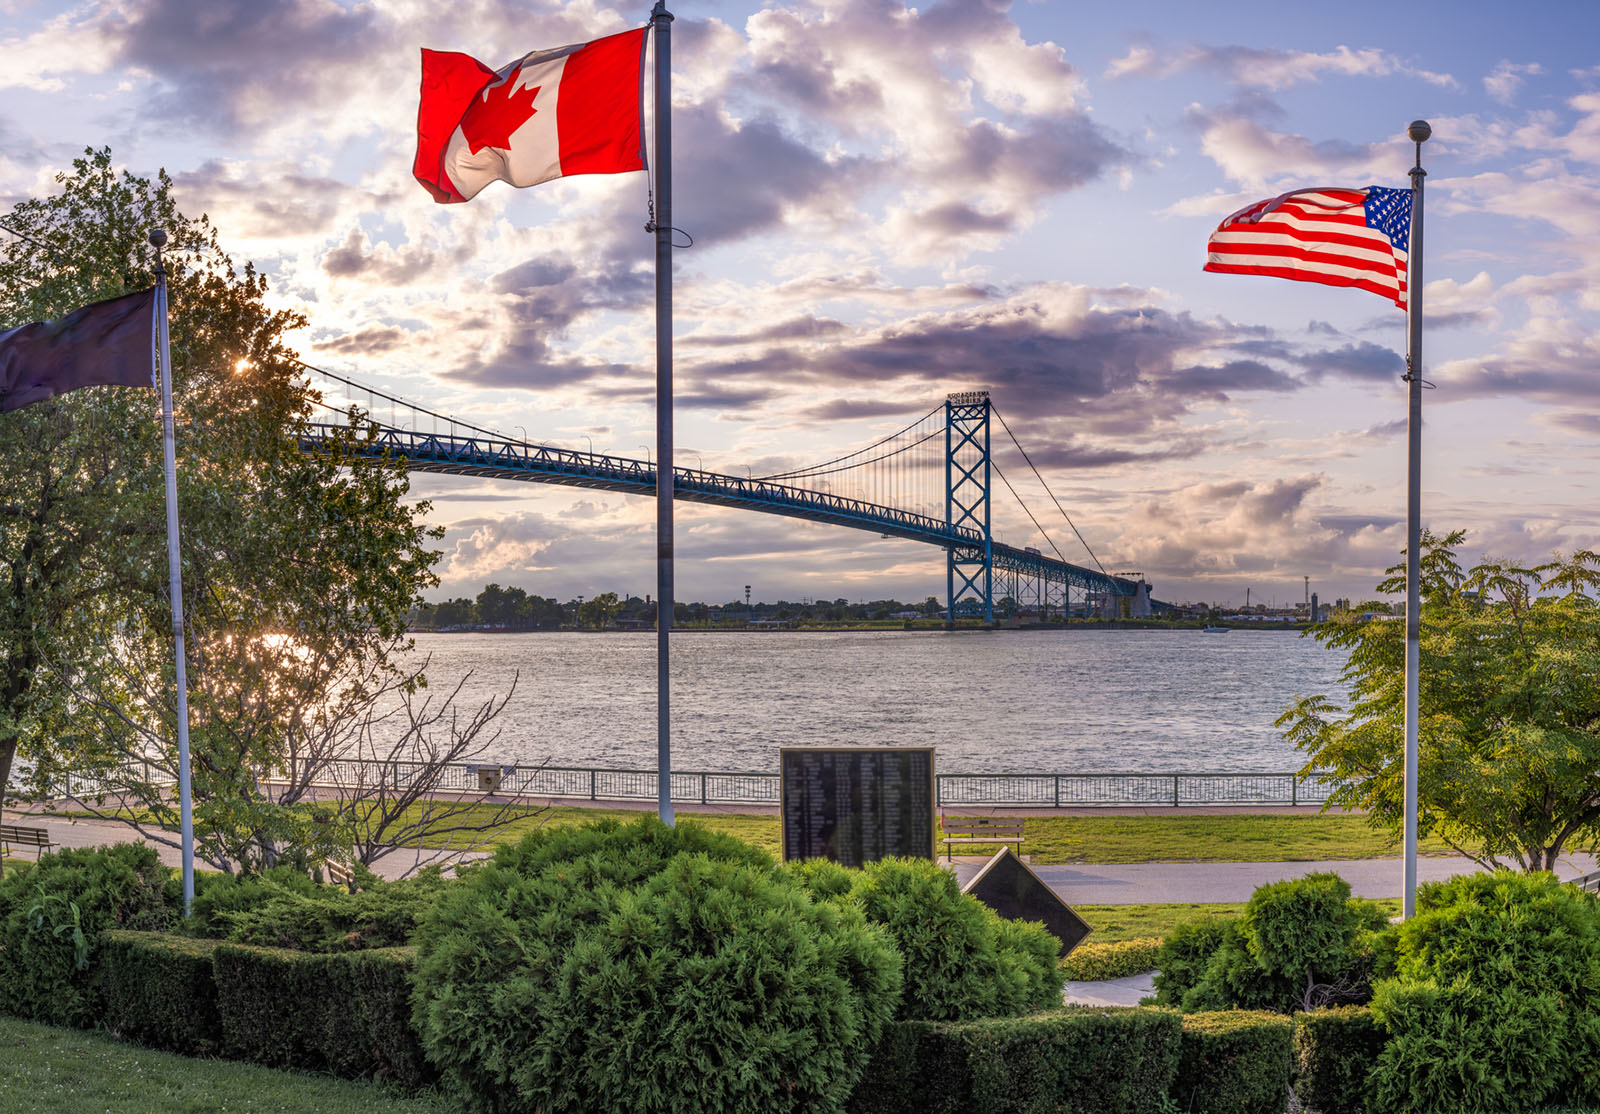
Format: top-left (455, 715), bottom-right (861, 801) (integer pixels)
top-left (582, 434), bottom-right (593, 456)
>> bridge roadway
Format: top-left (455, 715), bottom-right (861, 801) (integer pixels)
top-left (301, 423), bottom-right (1147, 600)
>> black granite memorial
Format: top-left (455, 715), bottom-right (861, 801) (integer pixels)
top-left (961, 846), bottom-right (1092, 957)
top-left (779, 746), bottom-right (935, 867)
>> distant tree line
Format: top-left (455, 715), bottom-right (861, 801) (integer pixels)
top-left (407, 588), bottom-right (953, 631)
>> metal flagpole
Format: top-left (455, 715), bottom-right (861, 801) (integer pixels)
top-left (1402, 120), bottom-right (1430, 920)
top-left (149, 229), bottom-right (196, 913)
top-left (651, 1), bottom-right (675, 826)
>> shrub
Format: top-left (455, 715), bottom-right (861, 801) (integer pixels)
top-left (196, 868), bottom-right (449, 952)
top-left (1172, 1010), bottom-right (1293, 1114)
top-left (1155, 917), bottom-right (1233, 1006)
top-left (1061, 937), bottom-right (1162, 982)
top-left (1294, 1007), bottom-right (1385, 1114)
top-left (97, 930), bottom-right (224, 1056)
top-left (791, 855), bottom-right (1064, 1021)
top-left (213, 942), bottom-right (432, 1089)
top-left (0, 843), bottom-right (174, 1027)
top-left (848, 1007), bottom-right (1182, 1114)
top-left (1166, 874), bottom-right (1386, 1014)
top-left (1366, 871), bottom-right (1600, 1114)
top-left (412, 818), bottom-right (902, 1114)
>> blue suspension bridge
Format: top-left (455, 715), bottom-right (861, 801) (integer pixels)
top-left (295, 366), bottom-right (1158, 622)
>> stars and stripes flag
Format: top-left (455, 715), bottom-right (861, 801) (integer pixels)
top-left (1203, 186), bottom-right (1413, 309)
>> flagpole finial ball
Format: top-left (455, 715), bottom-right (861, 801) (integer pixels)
top-left (1408, 120), bottom-right (1432, 144)
top-left (148, 229), bottom-right (167, 249)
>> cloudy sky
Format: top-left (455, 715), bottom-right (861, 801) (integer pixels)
top-left (5, 0), bottom-right (1599, 610)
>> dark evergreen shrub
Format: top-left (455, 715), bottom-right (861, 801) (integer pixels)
top-left (1366, 870), bottom-right (1600, 1114)
top-left (411, 818), bottom-right (902, 1114)
top-left (791, 855), bottom-right (1064, 1021)
top-left (213, 941), bottom-right (432, 1088)
top-left (847, 1007), bottom-right (1181, 1114)
top-left (1166, 874), bottom-right (1387, 1014)
top-left (1154, 917), bottom-right (1232, 1006)
top-left (0, 843), bottom-right (175, 1027)
top-left (1172, 1010), bottom-right (1293, 1114)
top-left (97, 930), bottom-right (224, 1055)
top-left (1294, 1006), bottom-right (1385, 1114)
top-left (186, 864), bottom-right (446, 951)
top-left (1060, 936), bottom-right (1162, 982)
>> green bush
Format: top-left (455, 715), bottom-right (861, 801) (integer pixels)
top-left (791, 855), bottom-right (1064, 1021)
top-left (1366, 871), bottom-right (1600, 1114)
top-left (193, 867), bottom-right (448, 952)
top-left (1166, 874), bottom-right (1386, 1014)
top-left (96, 930), bottom-right (224, 1056)
top-left (0, 843), bottom-right (175, 1027)
top-left (412, 818), bottom-right (903, 1114)
top-left (1154, 917), bottom-right (1233, 1006)
top-left (1061, 937), bottom-right (1162, 982)
top-left (848, 1007), bottom-right (1182, 1114)
top-left (1173, 1010), bottom-right (1293, 1114)
top-left (1294, 1007), bottom-right (1385, 1114)
top-left (213, 941), bottom-right (432, 1089)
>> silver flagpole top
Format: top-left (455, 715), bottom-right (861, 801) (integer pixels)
top-left (1407, 120), bottom-right (1432, 144)
top-left (148, 228), bottom-right (168, 249)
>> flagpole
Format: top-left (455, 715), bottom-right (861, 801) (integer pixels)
top-left (1402, 120), bottom-right (1430, 920)
top-left (651, 1), bottom-right (675, 827)
top-left (149, 229), bottom-right (196, 913)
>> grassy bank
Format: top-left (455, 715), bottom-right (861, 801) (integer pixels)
top-left (395, 804), bottom-right (1458, 865)
top-left (0, 1015), bottom-right (450, 1114)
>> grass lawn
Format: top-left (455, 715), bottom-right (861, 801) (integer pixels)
top-left (0, 1015), bottom-right (450, 1114)
top-left (389, 804), bottom-right (1459, 865)
top-left (1073, 896), bottom-right (1403, 944)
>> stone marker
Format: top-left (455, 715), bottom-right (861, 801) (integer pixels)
top-left (961, 846), bottom-right (1092, 957)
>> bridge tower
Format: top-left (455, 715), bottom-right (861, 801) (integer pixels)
top-left (944, 390), bottom-right (993, 625)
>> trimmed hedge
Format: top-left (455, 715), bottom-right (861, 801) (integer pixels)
top-left (1173, 1011), bottom-right (1292, 1114)
top-left (97, 930), bottom-right (224, 1056)
top-left (213, 942), bottom-right (432, 1089)
top-left (0, 843), bottom-right (175, 1028)
top-left (1061, 937), bottom-right (1162, 982)
top-left (1294, 1007), bottom-right (1384, 1114)
top-left (848, 1007), bottom-right (1182, 1114)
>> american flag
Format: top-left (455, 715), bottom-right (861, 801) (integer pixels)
top-left (1204, 186), bottom-right (1412, 309)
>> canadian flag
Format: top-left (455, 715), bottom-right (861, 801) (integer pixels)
top-left (414, 27), bottom-right (647, 204)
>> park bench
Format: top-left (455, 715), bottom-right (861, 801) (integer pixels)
top-left (940, 816), bottom-right (1025, 863)
top-left (323, 860), bottom-right (356, 890)
top-left (0, 823), bottom-right (54, 860)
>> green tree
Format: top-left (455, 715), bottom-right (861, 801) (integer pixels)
top-left (575, 591), bottom-right (621, 630)
top-left (1280, 530), bottom-right (1600, 871)
top-left (0, 148), bottom-right (444, 874)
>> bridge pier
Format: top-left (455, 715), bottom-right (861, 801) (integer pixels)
top-left (945, 391), bottom-right (993, 625)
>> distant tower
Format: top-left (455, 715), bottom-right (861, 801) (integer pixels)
top-left (1311, 592), bottom-right (1319, 622)
top-left (1304, 576), bottom-right (1310, 610)
top-left (745, 584), bottom-right (751, 611)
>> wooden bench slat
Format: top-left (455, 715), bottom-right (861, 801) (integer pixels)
top-left (1, 824), bottom-right (54, 859)
top-left (939, 816), bottom-right (1026, 862)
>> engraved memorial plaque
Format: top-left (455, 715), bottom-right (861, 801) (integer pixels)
top-left (961, 847), bottom-right (1092, 957)
top-left (779, 747), bottom-right (935, 867)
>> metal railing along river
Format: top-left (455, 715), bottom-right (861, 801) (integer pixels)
top-left (42, 759), bottom-right (1337, 809)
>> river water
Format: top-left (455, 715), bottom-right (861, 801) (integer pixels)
top-left (396, 629), bottom-right (1348, 775)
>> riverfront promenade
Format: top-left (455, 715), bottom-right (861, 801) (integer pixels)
top-left (7, 806), bottom-right (1596, 903)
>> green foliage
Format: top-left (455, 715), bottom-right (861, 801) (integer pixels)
top-left (186, 865), bottom-right (447, 951)
top-left (411, 817), bottom-right (902, 1114)
top-left (1280, 531), bottom-right (1600, 872)
top-left (96, 930), bottom-right (224, 1056)
top-left (847, 1008), bottom-right (1182, 1114)
top-left (1059, 936), bottom-right (1163, 981)
top-left (1155, 917), bottom-right (1234, 1006)
top-left (1172, 1011), bottom-right (1294, 1114)
top-left (790, 855), bottom-right (1065, 1021)
top-left (1162, 874), bottom-right (1387, 1014)
top-left (0, 843), bottom-right (174, 1026)
top-left (1367, 871), bottom-right (1600, 1113)
top-left (0, 147), bottom-right (442, 876)
top-left (213, 942), bottom-right (433, 1089)
top-left (1294, 1007), bottom-right (1386, 1114)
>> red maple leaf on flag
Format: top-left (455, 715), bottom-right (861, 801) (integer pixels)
top-left (460, 67), bottom-right (540, 154)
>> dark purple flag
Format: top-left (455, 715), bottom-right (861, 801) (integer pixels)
top-left (0, 287), bottom-right (156, 413)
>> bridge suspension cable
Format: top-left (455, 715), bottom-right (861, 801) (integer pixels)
top-left (990, 403), bottom-right (1108, 578)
